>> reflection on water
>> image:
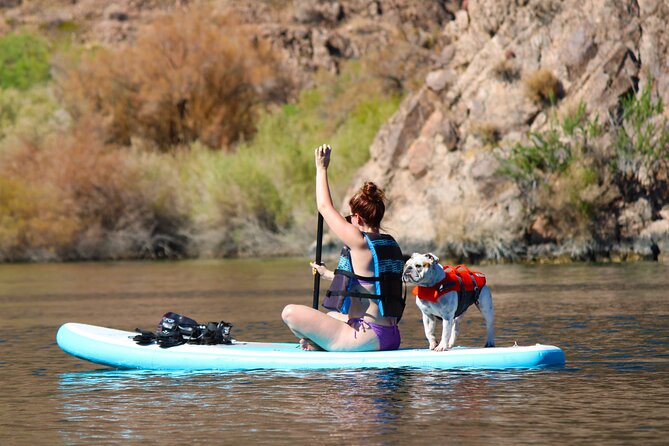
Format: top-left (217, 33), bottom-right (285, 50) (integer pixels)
top-left (57, 367), bottom-right (565, 443)
top-left (0, 259), bottom-right (668, 444)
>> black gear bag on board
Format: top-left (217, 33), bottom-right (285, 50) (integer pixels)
top-left (133, 312), bottom-right (234, 348)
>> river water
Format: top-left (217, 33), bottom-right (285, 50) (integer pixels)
top-left (0, 259), bottom-right (668, 445)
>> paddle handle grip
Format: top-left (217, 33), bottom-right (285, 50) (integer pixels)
top-left (312, 213), bottom-right (324, 309)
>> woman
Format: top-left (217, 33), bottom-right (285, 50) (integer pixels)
top-left (281, 144), bottom-right (405, 351)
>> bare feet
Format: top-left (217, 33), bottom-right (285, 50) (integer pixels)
top-left (299, 338), bottom-right (324, 351)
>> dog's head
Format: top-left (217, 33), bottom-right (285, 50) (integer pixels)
top-left (402, 253), bottom-right (444, 286)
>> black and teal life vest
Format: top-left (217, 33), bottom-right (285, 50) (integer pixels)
top-left (322, 232), bottom-right (405, 318)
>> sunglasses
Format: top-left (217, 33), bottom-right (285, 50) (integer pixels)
top-left (345, 214), bottom-right (361, 224)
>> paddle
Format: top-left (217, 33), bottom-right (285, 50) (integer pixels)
top-left (312, 213), bottom-right (324, 309)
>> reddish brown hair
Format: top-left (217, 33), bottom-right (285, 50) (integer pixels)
top-left (348, 181), bottom-right (386, 230)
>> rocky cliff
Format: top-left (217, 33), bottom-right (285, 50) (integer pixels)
top-left (2, 0), bottom-right (667, 263)
top-left (349, 0), bottom-right (669, 263)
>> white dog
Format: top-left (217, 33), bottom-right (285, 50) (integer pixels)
top-left (402, 253), bottom-right (495, 351)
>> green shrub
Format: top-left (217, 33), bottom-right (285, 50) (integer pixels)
top-left (496, 102), bottom-right (601, 243)
top-left (614, 80), bottom-right (669, 172)
top-left (327, 94), bottom-right (401, 183)
top-left (561, 102), bottom-right (587, 136)
top-left (203, 149), bottom-right (290, 234)
top-left (0, 33), bottom-right (51, 90)
top-left (497, 129), bottom-right (572, 186)
top-left (498, 84), bottom-right (668, 249)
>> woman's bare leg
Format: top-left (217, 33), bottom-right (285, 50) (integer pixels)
top-left (300, 311), bottom-right (347, 350)
top-left (326, 311), bottom-right (349, 322)
top-left (282, 304), bottom-right (379, 352)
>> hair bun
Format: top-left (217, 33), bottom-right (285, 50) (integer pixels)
top-left (349, 181), bottom-right (386, 230)
top-left (361, 181), bottom-right (385, 202)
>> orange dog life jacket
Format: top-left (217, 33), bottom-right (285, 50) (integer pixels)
top-left (412, 264), bottom-right (486, 304)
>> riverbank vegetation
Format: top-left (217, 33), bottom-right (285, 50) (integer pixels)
top-left (497, 80), bottom-right (669, 260)
top-left (0, 9), bottom-right (402, 261)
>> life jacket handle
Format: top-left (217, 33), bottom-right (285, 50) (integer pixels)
top-left (443, 264), bottom-right (472, 274)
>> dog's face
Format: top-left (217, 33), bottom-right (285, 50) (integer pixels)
top-left (402, 253), bottom-right (443, 286)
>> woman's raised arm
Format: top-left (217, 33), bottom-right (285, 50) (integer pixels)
top-left (314, 144), bottom-right (366, 250)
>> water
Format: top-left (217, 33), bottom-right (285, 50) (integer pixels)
top-left (1, 259), bottom-right (668, 445)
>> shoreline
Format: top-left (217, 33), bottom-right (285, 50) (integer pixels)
top-left (1, 239), bottom-right (666, 265)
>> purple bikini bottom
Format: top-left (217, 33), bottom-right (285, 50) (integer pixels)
top-left (347, 318), bottom-right (401, 351)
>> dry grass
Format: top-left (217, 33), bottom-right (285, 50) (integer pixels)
top-left (0, 175), bottom-right (79, 261)
top-left (524, 68), bottom-right (561, 104)
top-left (56, 6), bottom-right (293, 150)
top-left (0, 125), bottom-right (194, 260)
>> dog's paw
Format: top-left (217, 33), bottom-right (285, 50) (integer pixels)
top-left (434, 343), bottom-right (449, 352)
top-left (485, 341), bottom-right (496, 348)
top-left (428, 341), bottom-right (437, 350)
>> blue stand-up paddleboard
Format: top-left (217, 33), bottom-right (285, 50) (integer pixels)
top-left (57, 323), bottom-right (565, 371)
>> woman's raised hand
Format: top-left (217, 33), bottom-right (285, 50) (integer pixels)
top-left (315, 144), bottom-right (331, 170)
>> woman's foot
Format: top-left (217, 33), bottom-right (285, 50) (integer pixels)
top-left (299, 338), bottom-right (324, 351)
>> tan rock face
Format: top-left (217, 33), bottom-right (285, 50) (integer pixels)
top-left (2, 1), bottom-right (454, 79)
top-left (346, 0), bottom-right (669, 261)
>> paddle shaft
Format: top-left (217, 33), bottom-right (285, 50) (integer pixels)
top-left (312, 213), bottom-right (324, 309)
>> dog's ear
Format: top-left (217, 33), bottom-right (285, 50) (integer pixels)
top-left (426, 253), bottom-right (440, 263)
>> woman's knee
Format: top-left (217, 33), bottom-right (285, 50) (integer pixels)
top-left (281, 304), bottom-right (300, 324)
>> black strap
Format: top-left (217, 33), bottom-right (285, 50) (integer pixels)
top-left (456, 274), bottom-right (465, 294)
top-left (452, 272), bottom-right (484, 304)
top-left (157, 331), bottom-right (186, 348)
top-left (327, 289), bottom-right (379, 299)
top-left (333, 269), bottom-right (381, 282)
top-left (132, 329), bottom-right (157, 345)
top-left (469, 273), bottom-right (482, 304)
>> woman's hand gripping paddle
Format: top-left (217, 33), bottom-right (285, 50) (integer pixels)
top-left (312, 213), bottom-right (324, 309)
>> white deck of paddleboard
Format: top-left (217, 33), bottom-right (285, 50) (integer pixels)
top-left (57, 323), bottom-right (565, 371)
